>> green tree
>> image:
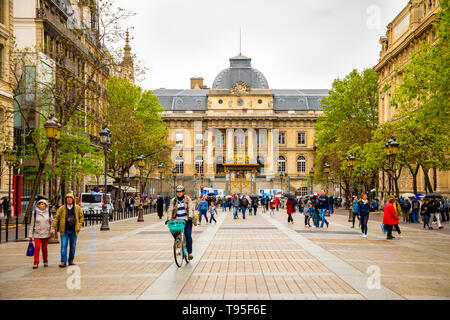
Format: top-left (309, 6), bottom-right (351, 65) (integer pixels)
top-left (315, 68), bottom-right (379, 201)
top-left (106, 76), bottom-right (169, 203)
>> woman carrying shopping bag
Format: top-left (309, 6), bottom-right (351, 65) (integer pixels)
top-left (28, 199), bottom-right (53, 269)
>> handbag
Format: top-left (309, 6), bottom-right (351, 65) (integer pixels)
top-left (380, 223), bottom-right (388, 233)
top-left (26, 241), bottom-right (35, 257)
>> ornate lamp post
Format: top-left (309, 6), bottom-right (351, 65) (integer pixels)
top-left (158, 163), bottom-right (164, 195)
top-left (172, 168), bottom-right (177, 198)
top-left (3, 147), bottom-right (17, 222)
top-left (99, 126), bottom-right (111, 231)
top-left (386, 137), bottom-right (399, 197)
top-left (137, 154), bottom-right (145, 222)
top-left (347, 153), bottom-right (356, 222)
top-left (44, 115), bottom-right (61, 243)
top-left (193, 170), bottom-right (199, 198)
top-left (324, 162), bottom-right (331, 194)
top-left (309, 168), bottom-right (315, 195)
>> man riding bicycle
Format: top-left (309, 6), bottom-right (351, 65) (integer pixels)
top-left (167, 185), bottom-right (197, 260)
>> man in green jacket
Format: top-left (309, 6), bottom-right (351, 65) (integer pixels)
top-left (51, 194), bottom-right (84, 268)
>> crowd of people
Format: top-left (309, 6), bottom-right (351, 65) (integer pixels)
top-left (21, 186), bottom-right (449, 269)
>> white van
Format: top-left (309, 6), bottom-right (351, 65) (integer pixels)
top-left (80, 193), bottom-right (113, 214)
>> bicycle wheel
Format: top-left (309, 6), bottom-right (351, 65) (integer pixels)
top-left (173, 234), bottom-right (184, 268)
top-left (183, 236), bottom-right (190, 264)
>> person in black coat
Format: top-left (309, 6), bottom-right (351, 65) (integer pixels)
top-left (156, 195), bottom-right (164, 219)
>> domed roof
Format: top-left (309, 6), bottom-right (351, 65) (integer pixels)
top-left (212, 55), bottom-right (269, 89)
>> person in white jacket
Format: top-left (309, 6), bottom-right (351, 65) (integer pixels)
top-left (28, 199), bottom-right (53, 269)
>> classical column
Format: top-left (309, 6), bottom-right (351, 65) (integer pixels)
top-left (226, 129), bottom-right (234, 164)
top-left (206, 129), bottom-right (214, 180)
top-left (266, 129), bottom-right (275, 181)
top-left (247, 129), bottom-right (256, 164)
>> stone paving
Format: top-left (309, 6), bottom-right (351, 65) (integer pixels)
top-left (0, 208), bottom-right (449, 300)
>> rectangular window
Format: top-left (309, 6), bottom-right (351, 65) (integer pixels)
top-left (257, 132), bottom-right (265, 148)
top-left (300, 187), bottom-right (308, 197)
top-left (278, 132), bottom-right (285, 145)
top-left (216, 134), bottom-right (224, 148)
top-left (236, 135), bottom-right (245, 149)
top-left (0, 0), bottom-right (4, 25)
top-left (175, 133), bottom-right (183, 146)
top-left (297, 132), bottom-right (306, 145)
top-left (195, 133), bottom-right (203, 145)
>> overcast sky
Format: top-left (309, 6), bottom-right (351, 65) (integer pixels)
top-left (114, 0), bottom-right (408, 90)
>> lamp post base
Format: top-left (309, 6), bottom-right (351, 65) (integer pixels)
top-left (100, 210), bottom-right (110, 231)
top-left (137, 206), bottom-right (144, 222)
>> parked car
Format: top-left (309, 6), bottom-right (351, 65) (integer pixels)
top-left (80, 193), bottom-right (113, 217)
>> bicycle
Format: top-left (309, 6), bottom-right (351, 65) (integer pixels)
top-left (167, 220), bottom-right (190, 267)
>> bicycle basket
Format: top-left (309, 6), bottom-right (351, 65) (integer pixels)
top-left (167, 220), bottom-right (186, 234)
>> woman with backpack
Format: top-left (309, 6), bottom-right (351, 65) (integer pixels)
top-left (421, 199), bottom-right (431, 229)
top-left (28, 199), bottom-right (53, 269)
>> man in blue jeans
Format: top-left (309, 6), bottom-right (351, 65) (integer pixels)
top-left (318, 190), bottom-right (329, 228)
top-left (231, 195), bottom-right (240, 219)
top-left (198, 196), bottom-right (209, 224)
top-left (51, 194), bottom-right (84, 267)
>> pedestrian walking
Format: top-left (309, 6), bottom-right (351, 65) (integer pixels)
top-left (209, 202), bottom-right (217, 224)
top-left (421, 198), bottom-right (431, 229)
top-left (305, 203), bottom-right (314, 227)
top-left (156, 195), bottom-right (164, 219)
top-left (269, 197), bottom-right (275, 216)
top-left (383, 196), bottom-right (400, 240)
top-left (2, 197), bottom-right (9, 219)
top-left (357, 194), bottom-right (373, 238)
top-left (240, 196), bottom-right (249, 219)
top-left (429, 197), bottom-right (443, 229)
top-left (28, 199), bottom-right (53, 269)
top-left (411, 197), bottom-right (421, 223)
top-left (286, 197), bottom-right (294, 224)
top-left (198, 196), bottom-right (209, 224)
top-left (251, 197), bottom-right (259, 215)
top-left (318, 190), bottom-right (329, 228)
top-left (351, 196), bottom-right (360, 229)
top-left (231, 194), bottom-right (240, 219)
top-left (51, 194), bottom-right (84, 268)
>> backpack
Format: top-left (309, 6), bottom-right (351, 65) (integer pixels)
top-left (412, 200), bottom-right (420, 211)
top-left (403, 200), bottom-right (411, 211)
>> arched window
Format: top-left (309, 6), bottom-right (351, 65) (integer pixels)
top-left (195, 156), bottom-right (203, 174)
top-left (297, 156), bottom-right (306, 173)
top-left (277, 156), bottom-right (286, 173)
top-left (175, 156), bottom-right (184, 174)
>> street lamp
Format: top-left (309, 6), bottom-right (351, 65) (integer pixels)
top-left (44, 115), bottom-right (61, 243)
top-left (309, 168), bottom-right (315, 195)
top-left (347, 153), bottom-right (356, 222)
top-left (324, 162), bottom-right (331, 194)
top-left (172, 168), bottom-right (177, 197)
top-left (158, 163), bottom-right (164, 195)
top-left (99, 125), bottom-right (111, 231)
top-left (136, 154), bottom-right (145, 222)
top-left (193, 170), bottom-right (199, 198)
top-left (386, 137), bottom-right (399, 197)
top-left (3, 147), bottom-right (17, 221)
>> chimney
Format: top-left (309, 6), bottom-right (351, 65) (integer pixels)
top-left (190, 77), bottom-right (204, 89)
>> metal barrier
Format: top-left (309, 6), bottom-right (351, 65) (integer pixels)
top-left (0, 205), bottom-right (155, 244)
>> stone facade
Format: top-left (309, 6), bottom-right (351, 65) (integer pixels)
top-left (155, 55), bottom-right (328, 196)
top-left (374, 0), bottom-right (449, 196)
top-left (0, 0), bottom-right (14, 199)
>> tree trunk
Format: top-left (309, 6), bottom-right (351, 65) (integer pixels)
top-left (433, 167), bottom-right (437, 192)
top-left (25, 144), bottom-right (52, 218)
top-left (408, 164), bottom-right (420, 194)
top-left (423, 167), bottom-right (433, 193)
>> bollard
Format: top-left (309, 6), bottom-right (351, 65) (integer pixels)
top-left (5, 217), bottom-right (9, 243)
top-left (16, 214), bottom-right (19, 241)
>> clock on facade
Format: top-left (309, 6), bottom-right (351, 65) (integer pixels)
top-left (237, 98), bottom-right (244, 106)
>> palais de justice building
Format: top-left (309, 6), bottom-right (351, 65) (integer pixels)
top-left (154, 55), bottom-right (328, 196)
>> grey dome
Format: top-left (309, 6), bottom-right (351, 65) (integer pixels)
top-left (212, 55), bottom-right (269, 89)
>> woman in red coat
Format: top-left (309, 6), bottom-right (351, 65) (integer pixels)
top-left (286, 198), bottom-right (295, 224)
top-left (383, 196), bottom-right (399, 240)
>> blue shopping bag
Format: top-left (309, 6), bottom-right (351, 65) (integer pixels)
top-left (26, 241), bottom-right (34, 257)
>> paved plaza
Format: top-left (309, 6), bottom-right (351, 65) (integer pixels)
top-left (0, 209), bottom-right (449, 300)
